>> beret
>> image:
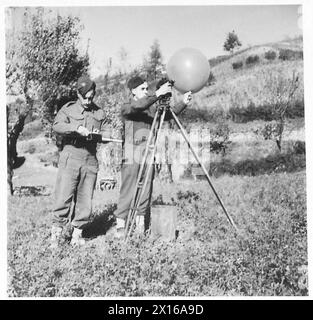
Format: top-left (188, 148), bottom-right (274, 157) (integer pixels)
top-left (127, 76), bottom-right (145, 91)
top-left (77, 75), bottom-right (96, 96)
top-left (156, 77), bottom-right (169, 90)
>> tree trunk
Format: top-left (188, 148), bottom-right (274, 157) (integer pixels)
top-left (276, 117), bottom-right (285, 152)
top-left (7, 110), bottom-right (28, 195)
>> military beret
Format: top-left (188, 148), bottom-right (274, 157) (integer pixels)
top-left (156, 77), bottom-right (169, 90)
top-left (77, 75), bottom-right (96, 96)
top-left (127, 76), bottom-right (145, 91)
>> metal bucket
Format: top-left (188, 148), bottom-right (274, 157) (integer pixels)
top-left (151, 205), bottom-right (178, 241)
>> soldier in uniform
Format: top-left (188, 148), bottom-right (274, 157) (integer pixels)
top-left (113, 76), bottom-right (192, 237)
top-left (50, 75), bottom-right (106, 247)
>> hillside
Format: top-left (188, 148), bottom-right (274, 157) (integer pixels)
top-left (194, 37), bottom-right (304, 117)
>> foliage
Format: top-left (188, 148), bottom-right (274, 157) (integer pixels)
top-left (232, 61), bottom-right (243, 70)
top-left (229, 100), bottom-right (304, 123)
top-left (208, 152), bottom-right (305, 178)
top-left (264, 50), bottom-right (277, 60)
top-left (142, 39), bottom-right (165, 81)
top-left (6, 8), bottom-right (89, 132)
top-left (292, 141), bottom-right (305, 155)
top-left (245, 55), bottom-right (260, 65)
top-left (209, 123), bottom-right (231, 155)
top-left (209, 55), bottom-right (230, 67)
top-left (223, 30), bottom-right (242, 54)
top-left (278, 49), bottom-right (303, 61)
top-left (254, 121), bottom-right (282, 148)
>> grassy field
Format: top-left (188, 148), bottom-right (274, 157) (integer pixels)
top-left (7, 152), bottom-right (308, 296)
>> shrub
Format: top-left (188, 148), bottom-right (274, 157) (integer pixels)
top-left (229, 103), bottom-right (273, 123)
top-left (210, 123), bottom-right (231, 155)
top-left (209, 55), bottom-right (230, 67)
top-left (285, 99), bottom-right (305, 118)
top-left (265, 50), bottom-right (277, 60)
top-left (279, 49), bottom-right (303, 61)
top-left (208, 153), bottom-right (305, 178)
top-left (232, 61), bottom-right (243, 70)
top-left (207, 71), bottom-right (216, 86)
top-left (229, 99), bottom-right (304, 123)
top-left (292, 141), bottom-right (305, 155)
top-left (245, 55), bottom-right (260, 65)
top-left (180, 106), bottom-right (226, 124)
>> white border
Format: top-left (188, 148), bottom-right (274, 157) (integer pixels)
top-left (1, 0), bottom-right (312, 300)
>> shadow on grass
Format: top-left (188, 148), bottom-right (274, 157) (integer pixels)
top-left (186, 152), bottom-right (306, 180)
top-left (83, 203), bottom-right (117, 239)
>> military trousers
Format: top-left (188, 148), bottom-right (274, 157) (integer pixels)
top-left (114, 161), bottom-right (155, 221)
top-left (52, 145), bottom-right (98, 229)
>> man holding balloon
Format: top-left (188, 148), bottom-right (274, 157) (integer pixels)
top-left (112, 47), bottom-right (212, 238)
top-left (113, 75), bottom-right (192, 238)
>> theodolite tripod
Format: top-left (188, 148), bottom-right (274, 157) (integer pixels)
top-left (124, 103), bottom-right (238, 242)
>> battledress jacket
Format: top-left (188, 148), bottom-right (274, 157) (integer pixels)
top-left (53, 100), bottom-right (106, 154)
top-left (121, 93), bottom-right (187, 161)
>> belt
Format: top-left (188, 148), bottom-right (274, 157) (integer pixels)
top-left (63, 137), bottom-right (95, 149)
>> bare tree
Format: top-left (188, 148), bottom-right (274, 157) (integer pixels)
top-left (256, 70), bottom-right (300, 151)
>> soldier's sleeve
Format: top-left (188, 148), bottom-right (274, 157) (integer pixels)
top-left (52, 107), bottom-right (80, 135)
top-left (121, 94), bottom-right (159, 118)
top-left (143, 103), bottom-right (158, 119)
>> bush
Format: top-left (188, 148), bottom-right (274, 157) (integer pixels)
top-left (265, 50), bottom-right (277, 60)
top-left (285, 99), bottom-right (305, 118)
top-left (229, 99), bottom-right (304, 123)
top-left (245, 55), bottom-right (260, 65)
top-left (210, 123), bottom-right (231, 155)
top-left (229, 103), bottom-right (273, 123)
top-left (279, 49), bottom-right (303, 61)
top-left (180, 106), bottom-right (226, 124)
top-left (292, 141), bottom-right (305, 155)
top-left (232, 61), bottom-right (243, 70)
top-left (208, 153), bottom-right (306, 178)
top-left (209, 55), bottom-right (230, 67)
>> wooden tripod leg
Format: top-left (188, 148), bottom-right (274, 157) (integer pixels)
top-left (125, 107), bottom-right (167, 241)
top-left (124, 110), bottom-right (160, 235)
top-left (169, 108), bottom-right (238, 231)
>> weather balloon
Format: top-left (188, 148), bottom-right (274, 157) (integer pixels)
top-left (167, 48), bottom-right (210, 93)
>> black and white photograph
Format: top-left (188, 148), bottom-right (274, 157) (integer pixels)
top-left (2, 0), bottom-right (313, 299)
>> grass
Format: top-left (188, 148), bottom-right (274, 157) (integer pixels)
top-left (7, 170), bottom-right (308, 297)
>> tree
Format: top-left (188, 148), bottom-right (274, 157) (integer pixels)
top-left (6, 7), bottom-right (89, 194)
top-left (255, 70), bottom-right (300, 152)
top-left (143, 39), bottom-right (164, 81)
top-left (223, 30), bottom-right (242, 54)
top-left (7, 8), bottom-right (89, 130)
top-left (117, 46), bottom-right (130, 75)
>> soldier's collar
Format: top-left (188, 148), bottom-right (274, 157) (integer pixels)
top-left (78, 101), bottom-right (94, 113)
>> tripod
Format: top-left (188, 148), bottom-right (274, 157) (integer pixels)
top-left (124, 103), bottom-right (238, 242)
